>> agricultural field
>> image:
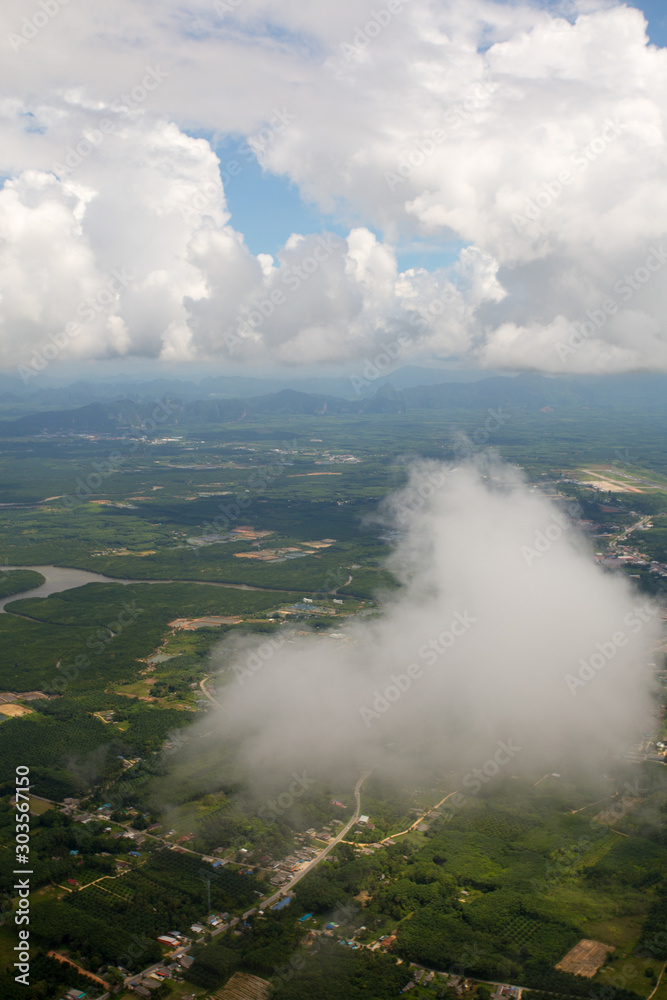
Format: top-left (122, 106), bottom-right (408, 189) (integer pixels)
top-left (0, 399), bottom-right (665, 1000)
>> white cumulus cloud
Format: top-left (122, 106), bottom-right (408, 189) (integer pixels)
top-left (1, 0), bottom-right (667, 373)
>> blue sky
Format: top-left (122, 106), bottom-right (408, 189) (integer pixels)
top-left (212, 134), bottom-right (464, 272)
top-left (629, 0), bottom-right (667, 45)
top-left (6, 0), bottom-right (667, 377)
top-left (210, 1), bottom-right (664, 275)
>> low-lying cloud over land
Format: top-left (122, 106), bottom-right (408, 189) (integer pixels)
top-left (2, 1), bottom-right (667, 373)
top-left (200, 457), bottom-right (659, 795)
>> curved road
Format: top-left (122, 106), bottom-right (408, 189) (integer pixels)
top-left (608, 515), bottom-right (652, 553)
top-left (379, 788), bottom-right (459, 844)
top-left (261, 770), bottom-right (372, 910)
top-left (647, 960), bottom-right (667, 1000)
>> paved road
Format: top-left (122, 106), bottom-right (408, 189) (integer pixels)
top-left (261, 770), bottom-right (372, 910)
top-left (380, 788), bottom-right (459, 844)
top-left (123, 771), bottom-right (372, 985)
top-left (77, 864), bottom-right (137, 893)
top-left (125, 960), bottom-right (167, 987)
top-left (117, 769), bottom-right (372, 985)
top-left (608, 515), bottom-right (651, 552)
top-left (647, 960), bottom-right (667, 1000)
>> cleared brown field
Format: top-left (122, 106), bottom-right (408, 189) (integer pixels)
top-left (556, 939), bottom-right (615, 977)
top-left (594, 799), bottom-right (640, 826)
top-left (0, 703), bottom-right (33, 717)
top-left (169, 615), bottom-right (244, 629)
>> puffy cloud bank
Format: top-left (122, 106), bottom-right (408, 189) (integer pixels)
top-left (2, 0), bottom-right (667, 373)
top-left (202, 458), bottom-right (659, 793)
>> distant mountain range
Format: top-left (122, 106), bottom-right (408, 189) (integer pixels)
top-left (1, 372), bottom-right (666, 435)
top-left (0, 365), bottom-right (496, 415)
